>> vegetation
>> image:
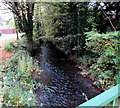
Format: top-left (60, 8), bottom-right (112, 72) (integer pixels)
top-left (0, 1), bottom-right (120, 107)
top-left (85, 31), bottom-right (119, 88)
top-left (39, 31), bottom-right (119, 89)
top-left (33, 2), bottom-right (120, 89)
top-left (0, 38), bottom-right (43, 106)
top-left (4, 42), bottom-right (15, 52)
top-left (5, 2), bottom-right (35, 42)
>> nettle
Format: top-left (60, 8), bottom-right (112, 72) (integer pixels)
top-left (85, 31), bottom-right (119, 88)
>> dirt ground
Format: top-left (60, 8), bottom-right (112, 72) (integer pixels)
top-left (0, 33), bottom-right (22, 62)
top-left (0, 48), bottom-right (12, 62)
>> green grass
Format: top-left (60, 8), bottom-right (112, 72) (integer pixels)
top-left (0, 39), bottom-right (16, 47)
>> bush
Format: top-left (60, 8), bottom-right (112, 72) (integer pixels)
top-left (77, 51), bottom-right (98, 67)
top-left (0, 49), bottom-right (42, 106)
top-left (85, 31), bottom-right (120, 88)
top-left (4, 42), bottom-right (15, 52)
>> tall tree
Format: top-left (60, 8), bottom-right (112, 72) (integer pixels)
top-left (5, 2), bottom-right (34, 42)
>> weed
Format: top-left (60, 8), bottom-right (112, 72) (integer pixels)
top-left (4, 42), bottom-right (15, 52)
top-left (0, 48), bottom-right (43, 106)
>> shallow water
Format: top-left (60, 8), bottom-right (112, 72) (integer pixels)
top-left (35, 43), bottom-right (101, 107)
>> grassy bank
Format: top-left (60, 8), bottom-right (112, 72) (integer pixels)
top-left (0, 38), bottom-right (42, 107)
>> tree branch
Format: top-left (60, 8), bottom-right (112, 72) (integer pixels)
top-left (101, 9), bottom-right (116, 32)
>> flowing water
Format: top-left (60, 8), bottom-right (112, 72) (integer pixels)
top-left (34, 42), bottom-right (101, 107)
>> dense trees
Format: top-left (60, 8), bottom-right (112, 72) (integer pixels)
top-left (6, 2), bottom-right (119, 42)
top-left (5, 2), bottom-right (120, 88)
top-left (34, 3), bottom-right (89, 36)
top-left (33, 2), bottom-right (120, 88)
top-left (0, 2), bottom-right (119, 107)
top-left (5, 2), bottom-right (120, 41)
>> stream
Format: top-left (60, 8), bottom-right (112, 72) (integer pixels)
top-left (34, 42), bottom-right (101, 107)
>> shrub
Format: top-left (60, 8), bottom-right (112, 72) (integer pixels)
top-left (85, 31), bottom-right (119, 88)
top-left (0, 49), bottom-right (42, 106)
top-left (4, 42), bottom-right (15, 52)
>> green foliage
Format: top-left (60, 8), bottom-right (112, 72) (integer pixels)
top-left (40, 34), bottom-right (86, 56)
top-left (4, 42), bottom-right (15, 52)
top-left (117, 72), bottom-right (120, 84)
top-left (0, 37), bottom-right (53, 106)
top-left (85, 31), bottom-right (119, 88)
top-left (4, 37), bottom-right (27, 52)
top-left (34, 3), bottom-right (89, 37)
top-left (77, 52), bottom-right (98, 67)
top-left (0, 48), bottom-right (42, 106)
top-left (59, 34), bottom-right (85, 55)
top-left (15, 37), bottom-right (27, 50)
top-left (33, 23), bottom-right (45, 39)
top-left (34, 3), bottom-right (57, 36)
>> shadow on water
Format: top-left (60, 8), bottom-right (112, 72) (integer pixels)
top-left (34, 42), bottom-right (101, 107)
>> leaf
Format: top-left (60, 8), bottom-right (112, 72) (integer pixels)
top-left (104, 47), bottom-right (115, 56)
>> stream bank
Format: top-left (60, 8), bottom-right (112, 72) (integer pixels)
top-left (33, 42), bottom-right (103, 107)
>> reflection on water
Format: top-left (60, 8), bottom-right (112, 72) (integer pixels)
top-left (35, 43), bottom-right (101, 107)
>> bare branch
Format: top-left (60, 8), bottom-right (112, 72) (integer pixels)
top-left (101, 9), bottom-right (116, 32)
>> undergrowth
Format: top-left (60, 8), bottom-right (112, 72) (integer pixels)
top-left (0, 38), bottom-right (44, 107)
top-left (28, 31), bottom-right (119, 90)
top-left (41, 31), bottom-right (120, 89)
top-left (4, 42), bottom-right (15, 52)
top-left (84, 31), bottom-right (120, 89)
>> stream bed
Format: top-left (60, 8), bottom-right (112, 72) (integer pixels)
top-left (34, 42), bottom-right (102, 107)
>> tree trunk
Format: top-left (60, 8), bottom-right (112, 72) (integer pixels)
top-left (16, 30), bottom-right (19, 40)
